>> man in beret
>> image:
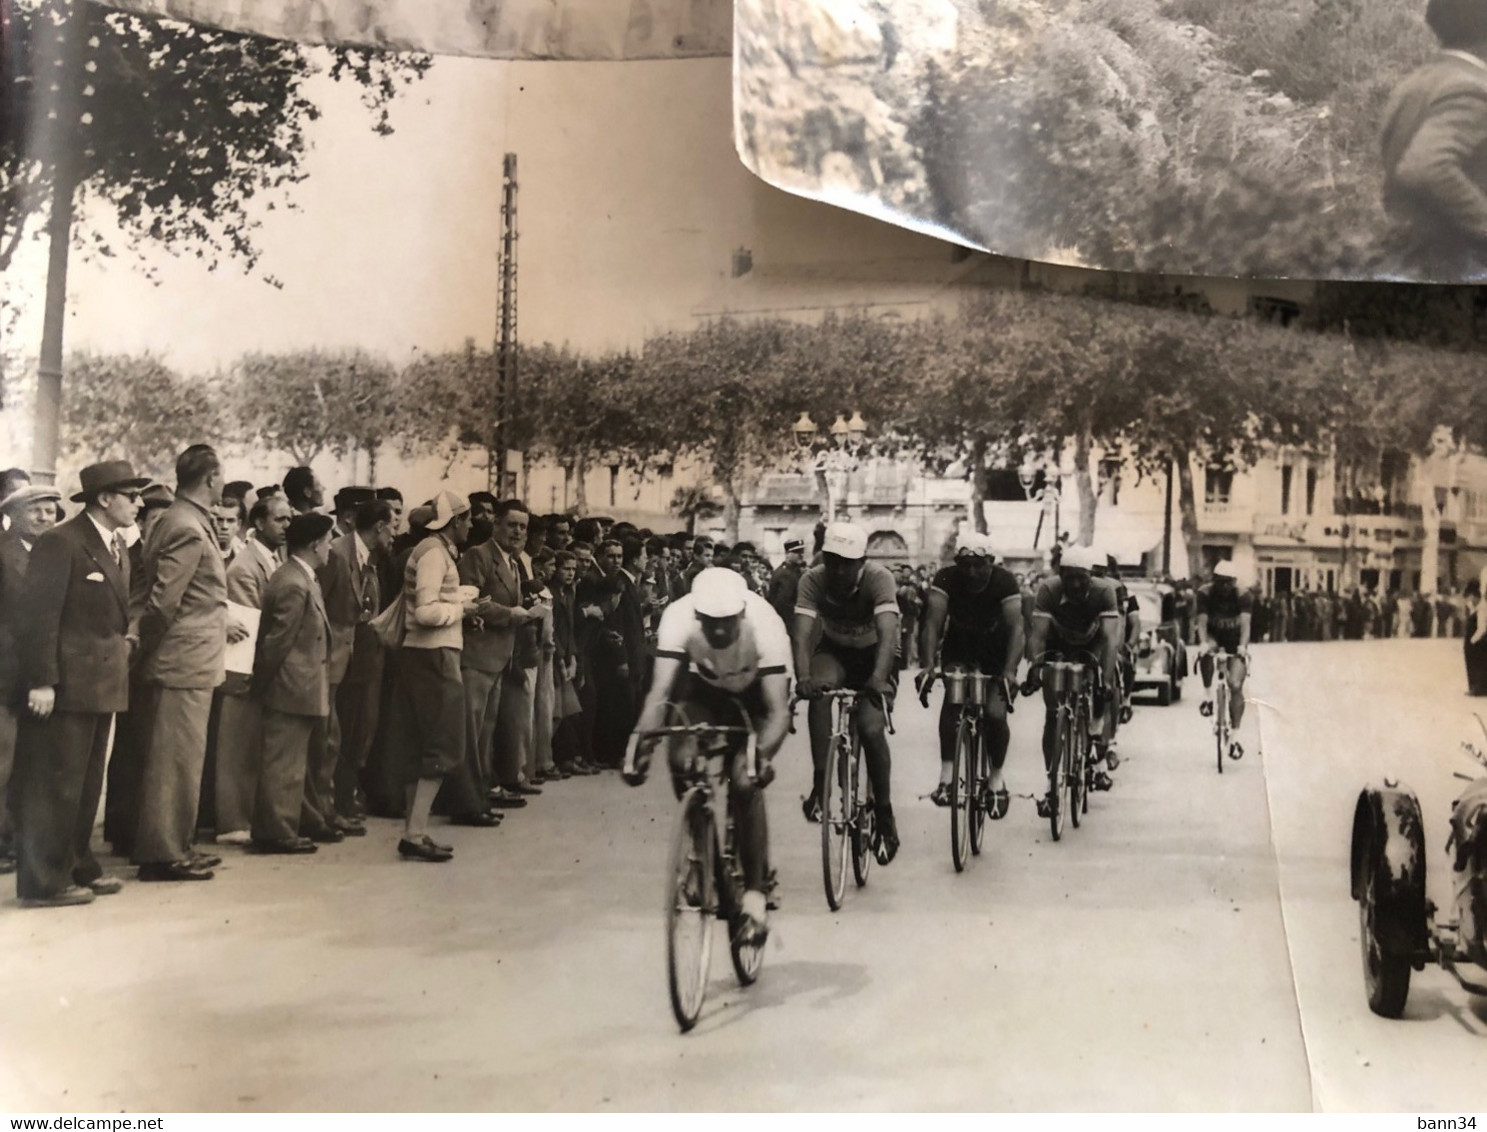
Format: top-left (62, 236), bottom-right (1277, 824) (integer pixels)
top-left (0, 483), bottom-right (62, 872)
top-left (11, 462), bottom-right (144, 905)
top-left (249, 512), bottom-right (335, 854)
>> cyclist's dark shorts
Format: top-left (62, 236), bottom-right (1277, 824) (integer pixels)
top-left (811, 639), bottom-right (899, 703)
top-left (1211, 631), bottom-right (1243, 655)
top-left (675, 670), bottom-right (766, 728)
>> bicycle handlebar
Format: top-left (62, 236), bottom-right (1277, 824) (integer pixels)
top-left (788, 685), bottom-right (896, 736)
top-left (633, 725), bottom-right (760, 783)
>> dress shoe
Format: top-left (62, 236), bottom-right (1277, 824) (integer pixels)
top-left (0, 857), bottom-right (15, 876)
top-left (189, 852), bottom-right (223, 869)
top-left (398, 835), bottom-right (453, 863)
top-left (138, 861), bottom-right (214, 882)
top-left (513, 781), bottom-right (543, 796)
top-left (571, 760), bottom-right (601, 776)
top-left (217, 830), bottom-right (253, 846)
top-left (487, 789), bottom-right (528, 809)
top-left (20, 885), bottom-right (95, 908)
top-left (332, 819), bottom-right (367, 837)
top-left (87, 877), bottom-right (124, 896)
top-left (449, 810), bottom-right (502, 828)
top-left (308, 827), bottom-right (345, 844)
top-left (250, 837), bottom-right (318, 855)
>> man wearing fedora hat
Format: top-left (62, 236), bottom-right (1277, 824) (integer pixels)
top-left (132, 444), bottom-right (248, 883)
top-left (0, 482), bottom-right (63, 873)
top-left (10, 461), bottom-right (144, 906)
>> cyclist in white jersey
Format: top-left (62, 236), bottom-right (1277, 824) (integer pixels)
top-left (623, 568), bottom-right (793, 940)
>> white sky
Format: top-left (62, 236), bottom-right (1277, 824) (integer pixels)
top-left (62, 56), bottom-right (770, 371)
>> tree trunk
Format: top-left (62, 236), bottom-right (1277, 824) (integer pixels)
top-left (722, 477), bottom-right (741, 544)
top-left (572, 446), bottom-right (588, 515)
top-left (365, 442), bottom-right (379, 486)
top-left (1074, 427), bottom-right (1097, 547)
top-left (1175, 448), bottom-right (1203, 580)
top-left (969, 436), bottom-right (988, 534)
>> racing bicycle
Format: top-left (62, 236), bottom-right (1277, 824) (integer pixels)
top-left (638, 704), bottom-right (765, 1033)
top-left (918, 666), bottom-right (1009, 872)
top-left (1023, 653), bottom-right (1102, 842)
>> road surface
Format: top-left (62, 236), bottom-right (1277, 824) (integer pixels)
top-left (1, 640), bottom-right (1480, 1111)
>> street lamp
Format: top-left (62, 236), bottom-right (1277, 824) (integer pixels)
top-left (792, 412), bottom-right (818, 450)
top-left (795, 408), bottom-right (868, 521)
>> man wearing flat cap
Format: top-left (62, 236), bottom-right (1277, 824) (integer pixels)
top-left (132, 444), bottom-right (248, 883)
top-left (11, 462), bottom-right (144, 906)
top-left (248, 512), bottom-right (335, 854)
top-left (0, 482), bottom-right (62, 872)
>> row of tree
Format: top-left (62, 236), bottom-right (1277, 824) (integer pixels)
top-left (60, 285), bottom-right (1487, 575)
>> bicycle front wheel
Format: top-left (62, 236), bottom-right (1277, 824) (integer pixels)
top-left (1215, 682), bottom-right (1228, 775)
top-left (666, 788), bottom-right (715, 1033)
top-left (1049, 710), bottom-right (1067, 842)
top-left (950, 712), bottom-right (972, 873)
top-left (969, 726), bottom-right (987, 857)
top-left (821, 732), bottom-right (850, 911)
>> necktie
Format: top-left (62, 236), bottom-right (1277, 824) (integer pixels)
top-left (361, 561), bottom-right (378, 621)
top-left (112, 531), bottom-right (126, 566)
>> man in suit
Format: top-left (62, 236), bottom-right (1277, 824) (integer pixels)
top-left (283, 466), bottom-right (325, 516)
top-left (249, 512), bottom-right (335, 853)
top-left (214, 494), bottom-right (291, 844)
top-left (311, 491), bottom-right (389, 833)
top-left (0, 484), bottom-right (62, 873)
top-left (450, 497), bottom-right (538, 817)
top-left (104, 481), bottom-right (172, 857)
top-left (488, 500), bottom-right (546, 802)
top-left (583, 537), bottom-right (645, 768)
top-left (132, 444), bottom-right (248, 882)
top-left (11, 462), bottom-right (145, 906)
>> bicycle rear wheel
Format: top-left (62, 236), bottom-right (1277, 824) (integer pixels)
top-left (820, 733), bottom-right (850, 911)
top-left (666, 788), bottom-right (715, 1033)
top-left (1070, 704), bottom-right (1087, 829)
top-left (950, 713), bottom-right (972, 872)
top-left (850, 727), bottom-right (874, 887)
top-left (1049, 710), bottom-right (1067, 842)
top-left (969, 726), bottom-right (987, 857)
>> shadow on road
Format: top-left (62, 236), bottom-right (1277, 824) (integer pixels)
top-left (690, 958), bottom-right (871, 1034)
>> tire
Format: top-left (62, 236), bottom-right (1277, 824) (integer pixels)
top-left (969, 727), bottom-right (987, 857)
top-left (1069, 704), bottom-right (1086, 829)
top-left (850, 729), bottom-right (874, 888)
top-left (1049, 711), bottom-right (1067, 842)
top-left (950, 713), bottom-right (972, 873)
top-left (1214, 683), bottom-right (1228, 775)
top-left (820, 735), bottom-right (849, 912)
top-left (1360, 867), bottom-right (1412, 1018)
top-left (666, 788), bottom-right (715, 1033)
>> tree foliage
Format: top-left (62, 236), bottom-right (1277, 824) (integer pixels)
top-left (60, 350), bottom-right (226, 478)
top-left (2, 0), bottom-right (429, 277)
top-left (232, 348), bottom-right (397, 467)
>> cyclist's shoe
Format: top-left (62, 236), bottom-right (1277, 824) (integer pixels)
top-left (1091, 769), bottom-right (1114, 792)
top-left (986, 785), bottom-right (1010, 820)
top-left (1104, 744), bottom-right (1120, 771)
top-left (764, 869), bottom-right (782, 911)
top-left (1119, 703), bottom-right (1134, 725)
top-left (1199, 700), bottom-right (1214, 718)
top-left (802, 791), bottom-right (821, 824)
top-left (929, 782), bottom-right (952, 807)
top-left (1036, 793), bottom-right (1054, 819)
top-left (1228, 740), bottom-right (1244, 761)
top-left (873, 804), bottom-right (900, 865)
top-left (733, 889), bottom-right (769, 948)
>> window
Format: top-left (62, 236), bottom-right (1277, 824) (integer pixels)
top-left (608, 464), bottom-right (620, 507)
top-left (1249, 295), bottom-right (1302, 327)
top-left (1305, 468), bottom-right (1318, 516)
top-left (1204, 467), bottom-right (1234, 506)
top-left (1280, 466), bottom-right (1293, 515)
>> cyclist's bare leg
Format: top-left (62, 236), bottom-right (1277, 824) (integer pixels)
top-left (856, 696), bottom-right (892, 803)
top-left (1226, 655), bottom-right (1248, 730)
top-left (935, 697), bottom-right (958, 788)
top-left (728, 754), bottom-right (769, 897)
top-left (805, 652), bottom-right (846, 803)
top-left (984, 689), bottom-right (1010, 793)
top-left (1040, 681), bottom-right (1059, 774)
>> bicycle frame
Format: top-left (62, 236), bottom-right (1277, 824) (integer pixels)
top-left (1032, 652), bottom-right (1101, 840)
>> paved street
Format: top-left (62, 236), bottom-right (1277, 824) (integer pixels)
top-left (2, 639), bottom-right (1482, 1111)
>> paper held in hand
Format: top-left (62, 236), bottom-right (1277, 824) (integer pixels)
top-left (224, 602), bottom-right (260, 676)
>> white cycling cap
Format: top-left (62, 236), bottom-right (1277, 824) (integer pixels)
top-left (821, 521), bottom-right (868, 560)
top-left (955, 531), bottom-right (995, 558)
top-left (691, 567), bottom-right (749, 617)
top-left (1060, 545), bottom-right (1101, 572)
